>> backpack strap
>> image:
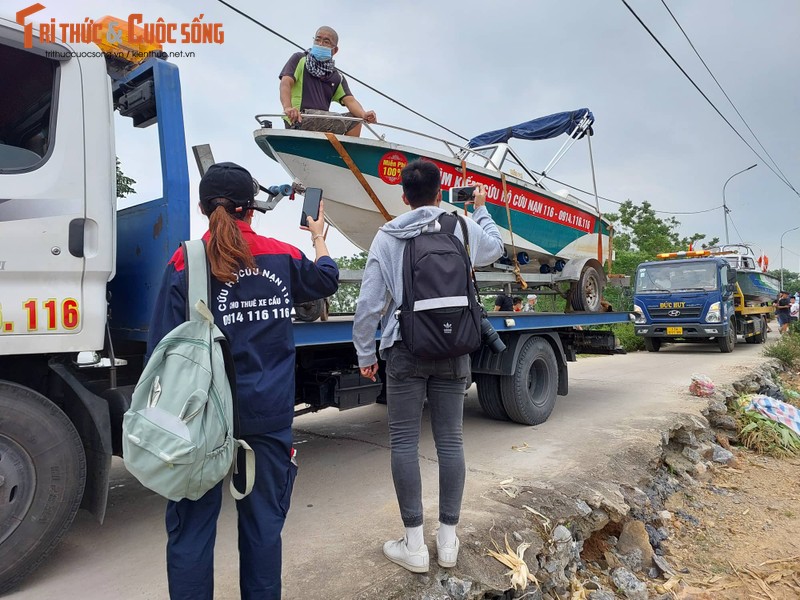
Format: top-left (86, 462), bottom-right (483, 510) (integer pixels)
top-left (450, 213), bottom-right (485, 307)
top-left (183, 240), bottom-right (211, 322)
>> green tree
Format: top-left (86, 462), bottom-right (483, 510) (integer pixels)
top-left (607, 200), bottom-right (719, 276)
top-left (116, 157), bottom-right (136, 198)
top-left (767, 269), bottom-right (800, 294)
top-left (328, 251), bottom-right (368, 313)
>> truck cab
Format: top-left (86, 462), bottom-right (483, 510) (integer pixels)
top-left (632, 254), bottom-right (738, 352)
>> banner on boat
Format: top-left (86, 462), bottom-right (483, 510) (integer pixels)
top-left (431, 159), bottom-right (597, 234)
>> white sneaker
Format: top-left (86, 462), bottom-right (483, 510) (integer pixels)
top-left (383, 537), bottom-right (430, 573)
top-left (436, 536), bottom-right (460, 568)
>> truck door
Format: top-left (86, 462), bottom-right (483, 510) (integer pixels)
top-left (0, 24), bottom-right (113, 355)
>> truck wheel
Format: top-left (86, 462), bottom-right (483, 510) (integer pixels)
top-left (717, 320), bottom-right (736, 353)
top-left (644, 338), bottom-right (661, 352)
top-left (500, 337), bottom-right (558, 425)
top-left (475, 374), bottom-right (509, 421)
top-left (0, 382), bottom-right (86, 595)
top-left (569, 265), bottom-right (603, 312)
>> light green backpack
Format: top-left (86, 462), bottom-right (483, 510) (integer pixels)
top-left (123, 240), bottom-right (254, 502)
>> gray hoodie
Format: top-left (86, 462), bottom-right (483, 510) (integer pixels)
top-left (352, 205), bottom-right (504, 367)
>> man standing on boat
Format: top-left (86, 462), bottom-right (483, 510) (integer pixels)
top-left (279, 26), bottom-right (377, 137)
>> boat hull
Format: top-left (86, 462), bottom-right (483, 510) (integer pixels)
top-left (736, 270), bottom-right (781, 304)
top-left (254, 129), bottom-right (611, 271)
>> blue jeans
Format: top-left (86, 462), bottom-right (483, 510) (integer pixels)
top-left (165, 428), bottom-right (297, 600)
top-left (384, 342), bottom-right (470, 527)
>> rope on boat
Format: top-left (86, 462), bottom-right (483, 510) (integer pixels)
top-left (324, 133), bottom-right (392, 222)
top-left (501, 173), bottom-right (528, 290)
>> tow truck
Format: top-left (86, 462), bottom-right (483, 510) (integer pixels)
top-left (632, 250), bottom-right (774, 352)
top-left (0, 17), bottom-right (633, 593)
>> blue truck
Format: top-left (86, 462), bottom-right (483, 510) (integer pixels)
top-left (0, 18), bottom-right (632, 592)
top-left (632, 250), bottom-right (773, 353)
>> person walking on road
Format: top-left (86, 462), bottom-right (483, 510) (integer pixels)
top-left (148, 162), bottom-right (339, 599)
top-left (352, 160), bottom-right (503, 573)
top-left (774, 290), bottom-right (791, 334)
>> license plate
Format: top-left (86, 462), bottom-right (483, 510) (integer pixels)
top-left (666, 327), bottom-right (683, 335)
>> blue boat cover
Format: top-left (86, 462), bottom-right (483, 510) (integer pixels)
top-left (468, 108), bottom-right (594, 148)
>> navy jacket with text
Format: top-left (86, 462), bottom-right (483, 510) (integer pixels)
top-left (147, 221), bottom-right (339, 435)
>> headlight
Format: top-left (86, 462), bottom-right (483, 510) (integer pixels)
top-left (633, 305), bottom-right (646, 324)
top-left (706, 301), bottom-right (721, 323)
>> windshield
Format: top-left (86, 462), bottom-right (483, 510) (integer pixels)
top-left (635, 262), bottom-right (719, 293)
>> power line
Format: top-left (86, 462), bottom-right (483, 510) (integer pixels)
top-left (214, 0), bottom-right (467, 141)
top-left (619, 0), bottom-right (799, 198)
top-left (659, 0), bottom-right (798, 195)
top-left (727, 212), bottom-right (746, 245)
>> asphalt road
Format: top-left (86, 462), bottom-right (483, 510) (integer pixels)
top-left (7, 339), bottom-right (772, 600)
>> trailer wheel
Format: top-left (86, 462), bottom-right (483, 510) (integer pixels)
top-left (475, 374), bottom-right (509, 421)
top-left (569, 265), bottom-right (603, 312)
top-left (717, 320), bottom-right (736, 353)
top-left (294, 298), bottom-right (326, 322)
top-left (644, 338), bottom-right (661, 352)
top-left (0, 382), bottom-right (86, 595)
top-left (500, 337), bottom-right (558, 425)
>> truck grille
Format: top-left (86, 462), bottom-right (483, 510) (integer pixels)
top-left (648, 307), bottom-right (703, 319)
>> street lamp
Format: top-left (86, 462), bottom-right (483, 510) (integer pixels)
top-left (722, 163), bottom-right (757, 244)
top-left (780, 226), bottom-right (800, 290)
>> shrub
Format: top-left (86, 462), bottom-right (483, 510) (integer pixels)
top-left (763, 332), bottom-right (800, 368)
top-left (610, 322), bottom-right (644, 352)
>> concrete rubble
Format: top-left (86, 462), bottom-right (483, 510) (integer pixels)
top-left (377, 359), bottom-right (786, 599)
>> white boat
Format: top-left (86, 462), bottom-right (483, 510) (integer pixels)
top-left (254, 109), bottom-right (614, 311)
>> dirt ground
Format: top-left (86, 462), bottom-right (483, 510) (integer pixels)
top-left (662, 449), bottom-right (800, 599)
top-left (652, 368), bottom-right (800, 600)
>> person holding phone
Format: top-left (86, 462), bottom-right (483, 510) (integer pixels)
top-left (147, 162), bottom-right (339, 599)
top-left (352, 160), bottom-right (504, 573)
top-left (279, 25), bottom-right (377, 137)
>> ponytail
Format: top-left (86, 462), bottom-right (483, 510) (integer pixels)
top-left (205, 205), bottom-right (256, 283)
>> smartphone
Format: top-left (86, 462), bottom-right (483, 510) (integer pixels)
top-left (300, 187), bottom-right (323, 228)
top-left (450, 185), bottom-right (476, 203)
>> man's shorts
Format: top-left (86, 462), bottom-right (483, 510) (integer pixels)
top-left (776, 312), bottom-right (789, 326)
top-left (285, 109), bottom-right (359, 135)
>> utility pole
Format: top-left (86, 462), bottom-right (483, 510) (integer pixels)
top-left (721, 164), bottom-right (757, 245)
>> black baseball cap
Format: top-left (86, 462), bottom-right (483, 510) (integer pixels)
top-left (199, 162), bottom-right (255, 213)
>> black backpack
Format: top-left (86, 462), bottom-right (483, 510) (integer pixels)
top-left (398, 212), bottom-right (482, 359)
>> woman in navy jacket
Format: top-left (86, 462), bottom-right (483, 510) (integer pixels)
top-left (148, 162), bottom-right (339, 599)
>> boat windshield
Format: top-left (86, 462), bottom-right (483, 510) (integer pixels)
top-left (635, 262), bottom-right (719, 293)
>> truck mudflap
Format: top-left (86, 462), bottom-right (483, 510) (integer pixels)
top-left (47, 360), bottom-right (112, 523)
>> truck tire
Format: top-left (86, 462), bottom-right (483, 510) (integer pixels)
top-left (644, 337), bottom-right (661, 352)
top-left (499, 337), bottom-right (558, 425)
top-left (475, 374), bottom-right (509, 421)
top-left (0, 382), bottom-right (86, 595)
top-left (569, 265), bottom-right (603, 312)
top-left (717, 320), bottom-right (736, 353)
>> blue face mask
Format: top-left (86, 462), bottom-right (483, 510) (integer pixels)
top-left (309, 44), bottom-right (332, 62)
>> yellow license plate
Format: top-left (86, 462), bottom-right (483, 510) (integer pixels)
top-left (666, 327), bottom-right (683, 335)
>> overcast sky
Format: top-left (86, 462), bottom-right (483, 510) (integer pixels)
top-left (45, 1), bottom-right (800, 271)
